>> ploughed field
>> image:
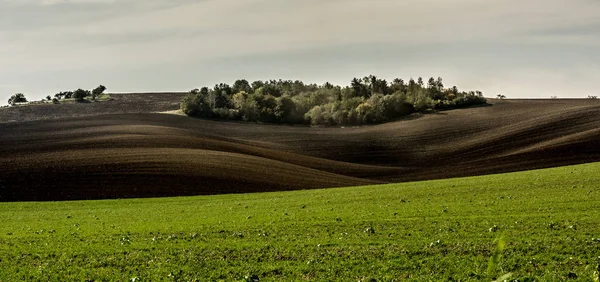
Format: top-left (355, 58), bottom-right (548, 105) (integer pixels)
top-left (1, 98), bottom-right (600, 201)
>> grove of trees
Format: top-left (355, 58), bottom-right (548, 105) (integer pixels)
top-left (53, 85), bottom-right (107, 102)
top-left (5, 85), bottom-right (108, 107)
top-left (181, 76), bottom-right (488, 126)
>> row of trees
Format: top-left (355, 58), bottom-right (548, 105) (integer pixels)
top-left (53, 85), bottom-right (107, 102)
top-left (6, 85), bottom-right (107, 106)
top-left (181, 76), bottom-right (488, 125)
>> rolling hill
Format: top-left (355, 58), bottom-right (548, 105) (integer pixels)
top-left (1, 97), bottom-right (599, 201)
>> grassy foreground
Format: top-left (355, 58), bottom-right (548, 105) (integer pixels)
top-left (1, 163), bottom-right (600, 281)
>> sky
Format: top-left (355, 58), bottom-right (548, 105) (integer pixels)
top-left (1, 0), bottom-right (599, 104)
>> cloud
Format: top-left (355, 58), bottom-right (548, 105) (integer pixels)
top-left (0, 0), bottom-right (599, 102)
top-left (2, 0), bottom-right (116, 6)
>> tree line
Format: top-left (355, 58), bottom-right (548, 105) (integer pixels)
top-left (181, 76), bottom-right (488, 125)
top-left (6, 85), bottom-right (106, 106)
top-left (52, 85), bottom-right (107, 102)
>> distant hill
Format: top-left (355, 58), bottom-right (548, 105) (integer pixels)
top-left (0, 92), bottom-right (187, 123)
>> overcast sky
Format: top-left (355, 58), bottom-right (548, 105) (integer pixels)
top-left (1, 0), bottom-right (599, 104)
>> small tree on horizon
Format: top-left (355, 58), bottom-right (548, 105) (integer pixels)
top-left (91, 85), bottom-right (107, 100)
top-left (497, 94), bottom-right (506, 99)
top-left (8, 93), bottom-right (28, 106)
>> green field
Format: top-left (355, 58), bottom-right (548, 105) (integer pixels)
top-left (1, 163), bottom-right (599, 281)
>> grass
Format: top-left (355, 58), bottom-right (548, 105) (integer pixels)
top-left (1, 163), bottom-right (599, 281)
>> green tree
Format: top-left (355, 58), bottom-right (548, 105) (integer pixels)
top-left (251, 80), bottom-right (265, 92)
top-left (91, 85), bottom-right (107, 100)
top-left (275, 96), bottom-right (298, 123)
top-left (233, 79), bottom-right (252, 94)
top-left (8, 93), bottom-right (27, 106)
top-left (73, 89), bottom-right (91, 101)
top-left (351, 78), bottom-right (369, 98)
top-left (390, 78), bottom-right (405, 93)
top-left (181, 93), bottom-right (211, 117)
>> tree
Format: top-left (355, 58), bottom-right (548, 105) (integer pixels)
top-left (390, 78), bottom-right (405, 93)
top-left (351, 78), bottom-right (369, 98)
top-left (368, 75), bottom-right (390, 95)
top-left (496, 94), bottom-right (506, 99)
top-left (91, 85), bottom-right (107, 100)
top-left (46, 95), bottom-right (51, 101)
top-left (427, 77), bottom-right (437, 89)
top-left (323, 82), bottom-right (334, 89)
top-left (408, 78), bottom-right (417, 93)
top-left (275, 96), bottom-right (298, 123)
top-left (251, 80), bottom-right (265, 92)
top-left (8, 93), bottom-right (27, 106)
top-left (73, 88), bottom-right (91, 101)
top-left (436, 77), bottom-right (444, 91)
top-left (233, 79), bottom-right (252, 94)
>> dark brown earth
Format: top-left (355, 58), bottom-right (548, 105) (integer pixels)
top-left (1, 97), bottom-right (599, 201)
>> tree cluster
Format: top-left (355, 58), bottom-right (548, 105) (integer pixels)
top-left (53, 85), bottom-right (106, 102)
top-left (181, 76), bottom-right (487, 126)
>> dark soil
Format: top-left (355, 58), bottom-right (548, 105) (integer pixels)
top-left (1, 98), bottom-right (599, 201)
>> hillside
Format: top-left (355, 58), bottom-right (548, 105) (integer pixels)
top-left (1, 98), bottom-right (599, 201)
top-left (0, 92), bottom-right (186, 123)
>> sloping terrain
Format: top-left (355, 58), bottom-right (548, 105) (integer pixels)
top-left (0, 92), bottom-right (186, 123)
top-left (1, 99), bottom-right (599, 201)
